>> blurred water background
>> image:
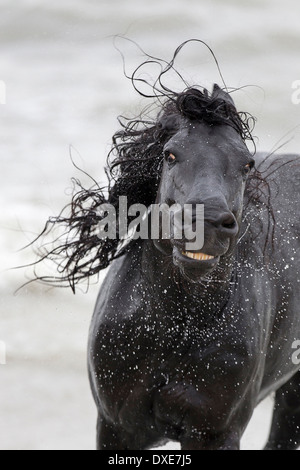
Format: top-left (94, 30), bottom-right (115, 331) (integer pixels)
top-left (1, 0), bottom-right (300, 449)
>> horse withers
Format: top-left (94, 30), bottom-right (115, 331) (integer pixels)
top-left (88, 84), bottom-right (300, 450)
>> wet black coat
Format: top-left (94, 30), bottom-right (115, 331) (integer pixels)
top-left (88, 151), bottom-right (300, 450)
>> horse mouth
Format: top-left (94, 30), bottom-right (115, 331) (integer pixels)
top-left (182, 251), bottom-right (216, 261)
top-left (173, 247), bottom-right (220, 282)
top-left (173, 246), bottom-right (220, 270)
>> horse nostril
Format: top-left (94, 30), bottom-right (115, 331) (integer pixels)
top-left (208, 212), bottom-right (238, 234)
top-left (221, 214), bottom-right (237, 230)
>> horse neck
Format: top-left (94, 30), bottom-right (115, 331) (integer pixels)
top-left (141, 240), bottom-right (236, 322)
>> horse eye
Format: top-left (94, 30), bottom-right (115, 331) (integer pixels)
top-left (243, 161), bottom-right (254, 175)
top-left (165, 152), bottom-right (176, 165)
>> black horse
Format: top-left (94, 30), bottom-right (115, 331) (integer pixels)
top-left (34, 46), bottom-right (300, 449)
top-left (84, 80), bottom-right (300, 450)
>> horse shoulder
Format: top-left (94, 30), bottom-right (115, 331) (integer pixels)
top-left (91, 244), bottom-right (145, 330)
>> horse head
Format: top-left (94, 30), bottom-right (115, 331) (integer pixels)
top-left (153, 85), bottom-right (255, 281)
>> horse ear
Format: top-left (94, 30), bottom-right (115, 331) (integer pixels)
top-left (212, 84), bottom-right (235, 107)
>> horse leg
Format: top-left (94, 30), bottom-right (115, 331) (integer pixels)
top-left (96, 414), bottom-right (157, 450)
top-left (181, 435), bottom-right (240, 450)
top-left (97, 415), bottom-right (128, 450)
top-left (264, 371), bottom-right (300, 450)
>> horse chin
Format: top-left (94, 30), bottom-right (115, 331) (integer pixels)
top-left (180, 268), bottom-right (212, 284)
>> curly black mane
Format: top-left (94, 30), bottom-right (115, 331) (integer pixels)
top-left (110, 85), bottom-right (255, 209)
top-left (27, 41), bottom-right (258, 292)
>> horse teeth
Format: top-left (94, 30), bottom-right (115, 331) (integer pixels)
top-left (182, 251), bottom-right (215, 261)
